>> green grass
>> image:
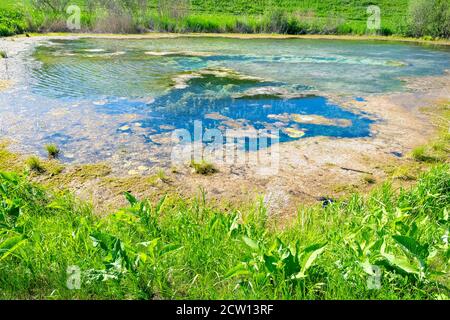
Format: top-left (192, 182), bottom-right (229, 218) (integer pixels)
top-left (0, 165), bottom-right (448, 299)
top-left (44, 144), bottom-right (60, 159)
top-left (0, 0), bottom-right (448, 38)
top-left (190, 160), bottom-right (218, 175)
top-left (25, 156), bottom-right (45, 173)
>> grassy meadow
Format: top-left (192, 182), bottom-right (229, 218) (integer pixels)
top-left (0, 0), bottom-right (449, 38)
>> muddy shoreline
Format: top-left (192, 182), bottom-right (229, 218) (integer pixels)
top-left (0, 35), bottom-right (449, 215)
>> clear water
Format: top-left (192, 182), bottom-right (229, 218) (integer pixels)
top-left (1, 37), bottom-right (449, 167)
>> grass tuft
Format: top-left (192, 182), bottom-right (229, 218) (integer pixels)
top-left (45, 144), bottom-right (60, 159)
top-left (25, 156), bottom-right (45, 173)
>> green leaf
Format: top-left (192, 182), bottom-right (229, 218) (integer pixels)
top-left (46, 201), bottom-right (65, 210)
top-left (0, 172), bottom-right (19, 183)
top-left (381, 251), bottom-right (420, 275)
top-left (293, 243), bottom-right (326, 279)
top-left (228, 214), bottom-right (240, 235)
top-left (301, 243), bottom-right (327, 273)
top-left (224, 264), bottom-right (250, 279)
top-left (160, 243), bottom-right (182, 256)
top-left (0, 235), bottom-right (27, 261)
top-left (263, 254), bottom-right (278, 273)
top-left (380, 240), bottom-right (420, 275)
top-left (242, 236), bottom-right (259, 250)
top-left (392, 235), bottom-right (429, 261)
top-left (155, 195), bottom-right (167, 214)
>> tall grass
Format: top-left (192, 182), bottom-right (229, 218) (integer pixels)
top-left (0, 0), bottom-right (447, 38)
top-left (0, 165), bottom-right (448, 299)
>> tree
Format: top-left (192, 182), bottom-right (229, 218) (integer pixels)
top-left (408, 0), bottom-right (450, 38)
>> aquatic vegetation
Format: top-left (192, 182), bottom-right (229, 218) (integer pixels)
top-left (283, 127), bottom-right (306, 138)
top-left (44, 144), bottom-right (60, 159)
top-left (190, 160), bottom-right (218, 175)
top-left (0, 51), bottom-right (7, 59)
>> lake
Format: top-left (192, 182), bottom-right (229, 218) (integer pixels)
top-left (1, 37), bottom-right (449, 167)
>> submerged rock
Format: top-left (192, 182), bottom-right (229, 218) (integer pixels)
top-left (291, 114), bottom-right (352, 127)
top-left (119, 125), bottom-right (130, 131)
top-left (170, 67), bottom-right (265, 90)
top-left (205, 112), bottom-right (230, 121)
top-left (234, 86), bottom-right (315, 99)
top-left (386, 60), bottom-right (408, 67)
top-left (283, 128), bottom-right (306, 138)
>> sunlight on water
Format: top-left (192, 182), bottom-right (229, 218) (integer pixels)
top-left (0, 37), bottom-right (449, 167)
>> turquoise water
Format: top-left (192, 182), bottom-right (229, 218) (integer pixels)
top-left (1, 37), bottom-right (449, 165)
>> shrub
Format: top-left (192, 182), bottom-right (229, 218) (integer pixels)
top-left (263, 8), bottom-right (289, 33)
top-left (408, 0), bottom-right (450, 38)
top-left (0, 10), bottom-right (27, 36)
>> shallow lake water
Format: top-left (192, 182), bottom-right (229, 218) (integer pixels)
top-left (1, 37), bottom-right (450, 169)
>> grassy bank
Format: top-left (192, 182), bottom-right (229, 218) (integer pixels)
top-left (0, 99), bottom-right (449, 299)
top-left (0, 0), bottom-right (449, 38)
top-left (0, 162), bottom-right (448, 299)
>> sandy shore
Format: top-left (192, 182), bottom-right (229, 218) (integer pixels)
top-left (9, 32), bottom-right (450, 46)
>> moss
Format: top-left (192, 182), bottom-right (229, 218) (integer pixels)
top-left (45, 163), bottom-right (112, 188)
top-left (190, 160), bottom-right (218, 175)
top-left (40, 159), bottom-right (65, 176)
top-left (99, 174), bottom-right (162, 196)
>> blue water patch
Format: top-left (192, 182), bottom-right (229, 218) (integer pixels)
top-left (111, 74), bottom-right (376, 150)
